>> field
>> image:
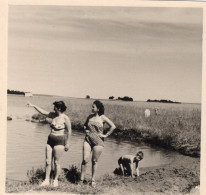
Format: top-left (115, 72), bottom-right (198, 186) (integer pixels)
top-left (48, 98), bottom-right (201, 157)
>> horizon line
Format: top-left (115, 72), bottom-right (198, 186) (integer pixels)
top-left (7, 93), bottom-right (201, 104)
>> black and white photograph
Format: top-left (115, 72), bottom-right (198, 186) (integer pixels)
top-left (1, 1), bottom-right (205, 194)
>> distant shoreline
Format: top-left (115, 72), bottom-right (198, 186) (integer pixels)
top-left (7, 94), bottom-right (201, 104)
top-left (7, 94), bottom-right (62, 97)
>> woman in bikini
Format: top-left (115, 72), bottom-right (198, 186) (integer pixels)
top-left (27, 101), bottom-right (72, 187)
top-left (80, 100), bottom-right (116, 187)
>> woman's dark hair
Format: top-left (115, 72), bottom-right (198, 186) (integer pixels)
top-left (93, 100), bottom-right (104, 116)
top-left (53, 101), bottom-right (67, 112)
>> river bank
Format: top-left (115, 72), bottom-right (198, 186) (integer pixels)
top-left (6, 96), bottom-right (201, 194)
top-left (27, 97), bottom-right (201, 157)
top-left (6, 154), bottom-right (199, 194)
top-left (8, 96), bottom-right (201, 157)
top-left (71, 122), bottom-right (200, 158)
top-left (5, 124), bottom-right (200, 194)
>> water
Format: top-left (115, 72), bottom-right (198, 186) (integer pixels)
top-left (7, 95), bottom-right (182, 181)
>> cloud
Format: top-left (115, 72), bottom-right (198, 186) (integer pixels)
top-left (8, 5), bottom-right (202, 102)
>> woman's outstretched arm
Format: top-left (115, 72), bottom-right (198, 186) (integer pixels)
top-left (27, 102), bottom-right (50, 117)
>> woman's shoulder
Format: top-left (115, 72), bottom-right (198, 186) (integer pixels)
top-left (62, 113), bottom-right (70, 120)
top-left (100, 114), bottom-right (107, 121)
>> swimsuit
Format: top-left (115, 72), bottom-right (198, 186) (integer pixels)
top-left (47, 134), bottom-right (66, 148)
top-left (47, 112), bottom-right (67, 148)
top-left (50, 116), bottom-right (66, 130)
top-left (50, 123), bottom-right (65, 131)
top-left (85, 116), bottom-right (104, 147)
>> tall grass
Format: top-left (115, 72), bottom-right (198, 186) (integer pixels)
top-left (31, 97), bottom-right (201, 156)
top-left (27, 165), bottom-right (81, 185)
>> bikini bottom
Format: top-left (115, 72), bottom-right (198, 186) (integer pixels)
top-left (47, 134), bottom-right (66, 148)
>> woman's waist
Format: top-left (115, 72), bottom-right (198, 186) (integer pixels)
top-left (85, 133), bottom-right (104, 145)
top-left (86, 132), bottom-right (104, 139)
top-left (88, 127), bottom-right (103, 134)
top-left (50, 130), bottom-right (65, 136)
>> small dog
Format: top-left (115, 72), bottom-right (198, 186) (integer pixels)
top-left (118, 151), bottom-right (144, 177)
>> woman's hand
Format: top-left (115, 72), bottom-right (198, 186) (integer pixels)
top-left (27, 102), bottom-right (50, 116)
top-left (27, 102), bottom-right (34, 107)
top-left (85, 130), bottom-right (90, 135)
top-left (99, 133), bottom-right (108, 138)
top-left (64, 143), bottom-right (70, 152)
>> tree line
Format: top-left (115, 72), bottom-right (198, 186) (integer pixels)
top-left (109, 96), bottom-right (133, 101)
top-left (147, 99), bottom-right (181, 104)
top-left (86, 95), bottom-right (133, 101)
top-left (7, 89), bottom-right (25, 95)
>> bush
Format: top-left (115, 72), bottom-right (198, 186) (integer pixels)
top-left (117, 96), bottom-right (133, 101)
top-left (64, 165), bottom-right (81, 184)
top-left (26, 164), bottom-right (81, 184)
top-left (27, 167), bottom-right (45, 184)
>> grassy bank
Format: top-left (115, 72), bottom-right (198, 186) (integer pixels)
top-left (6, 97), bottom-right (201, 194)
top-left (6, 154), bottom-right (200, 194)
top-left (39, 98), bottom-right (200, 157)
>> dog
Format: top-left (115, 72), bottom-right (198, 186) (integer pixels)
top-left (118, 151), bottom-right (144, 177)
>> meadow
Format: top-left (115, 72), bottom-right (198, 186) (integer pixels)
top-left (43, 97), bottom-right (201, 157)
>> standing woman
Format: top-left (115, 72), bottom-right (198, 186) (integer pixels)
top-left (27, 101), bottom-right (72, 187)
top-left (80, 100), bottom-right (116, 187)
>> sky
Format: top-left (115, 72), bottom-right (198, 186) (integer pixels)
top-left (8, 5), bottom-right (203, 103)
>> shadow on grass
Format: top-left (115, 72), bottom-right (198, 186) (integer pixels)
top-left (61, 165), bottom-right (81, 184)
top-left (113, 167), bottom-right (133, 177)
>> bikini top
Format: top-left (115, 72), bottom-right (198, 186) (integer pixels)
top-left (50, 116), bottom-right (66, 131)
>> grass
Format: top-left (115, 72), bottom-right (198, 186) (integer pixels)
top-left (27, 165), bottom-right (81, 185)
top-left (6, 97), bottom-right (201, 193)
top-left (30, 97), bottom-right (201, 157)
top-left (45, 98), bottom-right (200, 157)
top-left (6, 165), bottom-right (118, 194)
top-left (6, 160), bottom-right (200, 194)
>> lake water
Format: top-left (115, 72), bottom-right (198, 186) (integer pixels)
top-left (7, 95), bottom-right (182, 181)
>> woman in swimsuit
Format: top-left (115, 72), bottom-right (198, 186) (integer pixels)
top-left (80, 100), bottom-right (116, 187)
top-left (27, 101), bottom-right (72, 187)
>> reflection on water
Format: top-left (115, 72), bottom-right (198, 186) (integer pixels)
top-left (7, 95), bottom-right (182, 181)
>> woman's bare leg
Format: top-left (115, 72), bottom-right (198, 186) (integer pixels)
top-left (45, 144), bottom-right (53, 180)
top-left (91, 145), bottom-right (104, 182)
top-left (80, 141), bottom-right (91, 181)
top-left (53, 145), bottom-right (64, 180)
top-left (40, 144), bottom-right (52, 186)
